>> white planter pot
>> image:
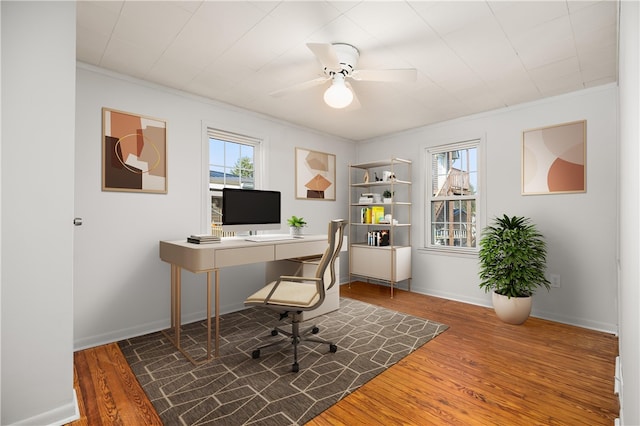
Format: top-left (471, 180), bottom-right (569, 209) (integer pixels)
top-left (289, 226), bottom-right (303, 237)
top-left (491, 292), bottom-right (532, 325)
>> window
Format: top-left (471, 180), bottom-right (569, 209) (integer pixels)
top-left (208, 129), bottom-right (261, 234)
top-left (426, 141), bottom-right (479, 250)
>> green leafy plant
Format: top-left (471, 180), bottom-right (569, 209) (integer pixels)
top-left (478, 214), bottom-right (550, 298)
top-left (287, 215), bottom-right (307, 228)
top-left (382, 190), bottom-right (394, 198)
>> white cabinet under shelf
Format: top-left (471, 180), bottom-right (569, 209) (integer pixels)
top-left (350, 245), bottom-right (411, 282)
top-left (348, 158), bottom-right (412, 297)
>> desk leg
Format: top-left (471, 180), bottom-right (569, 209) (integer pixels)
top-left (206, 270), bottom-right (211, 360)
top-left (214, 268), bottom-right (219, 357)
top-left (175, 264), bottom-right (181, 348)
top-left (162, 264), bottom-right (215, 365)
top-left (170, 264), bottom-right (176, 329)
top-left (202, 269), bottom-right (220, 359)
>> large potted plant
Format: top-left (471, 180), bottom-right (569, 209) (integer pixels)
top-left (478, 214), bottom-right (551, 324)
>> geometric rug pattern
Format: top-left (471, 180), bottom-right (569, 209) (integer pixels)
top-left (118, 297), bottom-right (448, 425)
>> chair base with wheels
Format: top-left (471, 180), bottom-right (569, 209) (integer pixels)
top-left (251, 311), bottom-right (337, 373)
top-left (244, 219), bottom-right (346, 372)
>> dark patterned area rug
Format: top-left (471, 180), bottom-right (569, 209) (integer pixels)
top-left (119, 297), bottom-right (448, 425)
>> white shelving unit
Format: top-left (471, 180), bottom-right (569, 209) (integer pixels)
top-left (348, 158), bottom-right (412, 297)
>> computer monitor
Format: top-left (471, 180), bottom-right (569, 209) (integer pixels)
top-left (221, 188), bottom-right (281, 233)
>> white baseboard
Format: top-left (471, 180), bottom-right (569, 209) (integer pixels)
top-left (615, 356), bottom-right (621, 395)
top-left (408, 285), bottom-right (618, 334)
top-left (9, 389), bottom-right (79, 426)
top-left (51, 389), bottom-right (81, 426)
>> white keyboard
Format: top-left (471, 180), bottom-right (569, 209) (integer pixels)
top-left (245, 235), bottom-right (297, 242)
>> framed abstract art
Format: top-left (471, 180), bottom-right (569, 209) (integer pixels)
top-left (522, 120), bottom-right (586, 195)
top-left (295, 148), bottom-right (336, 200)
top-left (102, 107), bottom-right (167, 193)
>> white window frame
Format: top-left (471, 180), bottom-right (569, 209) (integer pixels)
top-left (424, 138), bottom-right (484, 255)
top-left (201, 124), bottom-right (265, 232)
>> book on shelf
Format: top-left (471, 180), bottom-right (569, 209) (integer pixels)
top-left (367, 229), bottom-right (390, 246)
top-left (361, 207), bottom-right (372, 224)
top-left (187, 234), bottom-right (221, 244)
top-left (371, 206), bottom-right (385, 224)
top-left (360, 206), bottom-right (386, 224)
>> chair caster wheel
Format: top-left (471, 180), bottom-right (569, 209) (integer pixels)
top-left (252, 350), bottom-right (260, 359)
top-left (271, 329), bottom-right (278, 336)
top-left (329, 344), bottom-right (337, 353)
top-left (311, 327), bottom-right (319, 334)
top-left (292, 363), bottom-right (299, 373)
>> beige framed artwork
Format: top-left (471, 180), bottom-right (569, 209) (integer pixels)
top-left (295, 148), bottom-right (336, 200)
top-left (102, 107), bottom-right (167, 193)
top-left (522, 120), bottom-right (586, 195)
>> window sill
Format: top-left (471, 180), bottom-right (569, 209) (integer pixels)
top-left (417, 246), bottom-right (478, 258)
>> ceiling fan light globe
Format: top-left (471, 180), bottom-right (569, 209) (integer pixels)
top-left (324, 82), bottom-right (353, 109)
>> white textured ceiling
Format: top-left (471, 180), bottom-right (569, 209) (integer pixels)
top-left (77, 1), bottom-right (618, 141)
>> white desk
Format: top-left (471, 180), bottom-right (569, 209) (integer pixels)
top-left (159, 235), bottom-right (329, 365)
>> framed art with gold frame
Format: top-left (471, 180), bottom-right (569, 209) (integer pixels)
top-left (102, 107), bottom-right (167, 193)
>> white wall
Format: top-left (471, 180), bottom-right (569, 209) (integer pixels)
top-left (1, 2), bottom-right (77, 424)
top-left (74, 65), bottom-right (354, 349)
top-left (357, 84), bottom-right (618, 332)
top-left (618, 1), bottom-right (639, 424)
top-left (75, 63), bottom-right (620, 350)
top-left (1, 3), bottom-right (4, 422)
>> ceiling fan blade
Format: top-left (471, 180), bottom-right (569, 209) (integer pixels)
top-left (306, 43), bottom-right (340, 70)
top-left (352, 68), bottom-right (417, 82)
top-left (269, 76), bottom-right (329, 97)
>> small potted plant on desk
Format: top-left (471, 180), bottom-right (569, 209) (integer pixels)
top-left (478, 214), bottom-right (551, 324)
top-left (382, 190), bottom-right (394, 203)
top-left (287, 215), bottom-right (307, 237)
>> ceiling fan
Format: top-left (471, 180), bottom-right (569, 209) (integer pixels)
top-left (270, 43), bottom-right (417, 109)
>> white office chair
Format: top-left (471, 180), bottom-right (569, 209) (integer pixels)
top-left (244, 219), bottom-right (346, 372)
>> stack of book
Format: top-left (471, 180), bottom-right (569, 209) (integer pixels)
top-left (367, 229), bottom-right (390, 246)
top-left (187, 234), bottom-right (221, 244)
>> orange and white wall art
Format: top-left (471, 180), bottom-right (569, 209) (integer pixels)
top-left (102, 108), bottom-right (167, 193)
top-left (522, 120), bottom-right (586, 195)
top-left (295, 148), bottom-right (336, 200)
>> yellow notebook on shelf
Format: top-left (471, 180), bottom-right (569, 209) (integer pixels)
top-left (371, 206), bottom-right (385, 224)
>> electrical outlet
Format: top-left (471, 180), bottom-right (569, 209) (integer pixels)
top-left (549, 273), bottom-right (561, 288)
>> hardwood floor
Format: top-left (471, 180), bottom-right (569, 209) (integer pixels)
top-left (68, 282), bottom-right (619, 425)
top-left (70, 343), bottom-right (161, 425)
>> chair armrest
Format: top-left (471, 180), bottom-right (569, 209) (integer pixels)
top-left (278, 275), bottom-right (321, 283)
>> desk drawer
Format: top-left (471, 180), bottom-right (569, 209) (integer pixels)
top-left (275, 240), bottom-right (326, 260)
top-left (160, 241), bottom-right (216, 272)
top-left (215, 245), bottom-right (274, 267)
